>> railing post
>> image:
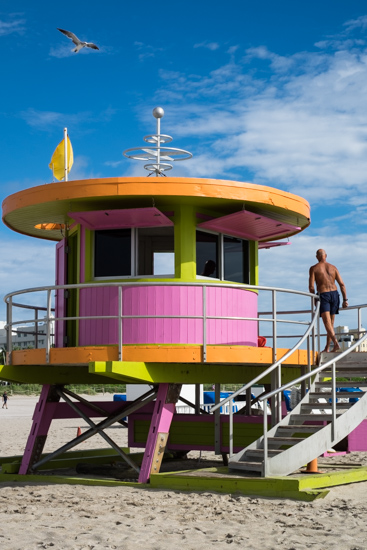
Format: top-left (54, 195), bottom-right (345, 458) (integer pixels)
top-left (118, 285), bottom-right (122, 361)
top-left (306, 334), bottom-right (311, 389)
top-left (277, 363), bottom-right (282, 424)
top-left (203, 285), bottom-right (207, 363)
top-left (229, 398), bottom-right (233, 457)
top-left (331, 362), bottom-right (336, 443)
top-left (35, 308), bottom-right (39, 349)
top-left (358, 307), bottom-right (362, 352)
top-left (46, 289), bottom-right (52, 364)
top-left (272, 290), bottom-right (277, 363)
top-left (214, 383), bottom-right (220, 455)
top-left (7, 298), bottom-right (12, 365)
top-left (263, 406), bottom-right (268, 477)
top-left (271, 290), bottom-right (278, 426)
top-left (311, 295), bottom-right (316, 367)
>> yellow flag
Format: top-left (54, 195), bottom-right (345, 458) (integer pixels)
top-left (49, 135), bottom-right (74, 181)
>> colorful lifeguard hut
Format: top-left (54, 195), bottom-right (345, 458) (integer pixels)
top-left (3, 107), bottom-right (366, 492)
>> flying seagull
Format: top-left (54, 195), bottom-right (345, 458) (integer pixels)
top-left (57, 28), bottom-right (99, 53)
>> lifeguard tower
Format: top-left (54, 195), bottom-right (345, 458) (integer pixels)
top-left (2, 108), bottom-right (367, 494)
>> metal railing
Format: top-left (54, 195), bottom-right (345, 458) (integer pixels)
top-left (4, 281), bottom-right (319, 365)
top-left (258, 326), bottom-right (367, 476)
top-left (212, 301), bottom-right (367, 464)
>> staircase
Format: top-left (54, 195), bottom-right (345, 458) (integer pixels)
top-left (229, 350), bottom-right (367, 477)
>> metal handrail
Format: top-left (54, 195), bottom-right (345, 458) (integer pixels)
top-left (257, 326), bottom-right (367, 475)
top-left (4, 281), bottom-right (319, 365)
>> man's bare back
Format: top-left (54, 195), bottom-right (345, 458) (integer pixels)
top-left (309, 260), bottom-right (340, 295)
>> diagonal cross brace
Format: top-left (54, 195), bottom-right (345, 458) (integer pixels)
top-left (31, 387), bottom-right (157, 472)
top-left (55, 388), bottom-right (139, 472)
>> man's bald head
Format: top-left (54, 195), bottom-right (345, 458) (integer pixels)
top-left (316, 249), bottom-right (327, 261)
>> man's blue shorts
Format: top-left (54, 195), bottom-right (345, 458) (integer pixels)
top-left (319, 290), bottom-right (340, 316)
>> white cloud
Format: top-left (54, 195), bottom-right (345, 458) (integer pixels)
top-left (344, 15), bottom-right (367, 33)
top-left (194, 41), bottom-right (220, 51)
top-left (134, 41), bottom-right (163, 61)
top-left (49, 44), bottom-right (76, 58)
top-left (19, 107), bottom-right (116, 132)
top-left (0, 18), bottom-right (25, 37)
top-left (153, 34), bottom-right (367, 206)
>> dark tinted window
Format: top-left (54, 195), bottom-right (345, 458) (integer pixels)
top-left (223, 236), bottom-right (249, 283)
top-left (94, 229), bottom-right (131, 277)
top-left (196, 231), bottom-right (219, 278)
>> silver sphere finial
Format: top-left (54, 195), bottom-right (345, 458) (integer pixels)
top-left (153, 106), bottom-right (164, 119)
top-left (123, 106), bottom-right (192, 176)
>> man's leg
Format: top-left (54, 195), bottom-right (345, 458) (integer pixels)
top-left (321, 312), bottom-right (340, 352)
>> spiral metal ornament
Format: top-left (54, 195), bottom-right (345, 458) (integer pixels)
top-left (123, 107), bottom-right (192, 176)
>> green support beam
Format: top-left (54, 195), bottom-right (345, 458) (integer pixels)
top-left (90, 360), bottom-right (302, 385)
top-left (0, 364), bottom-right (118, 385)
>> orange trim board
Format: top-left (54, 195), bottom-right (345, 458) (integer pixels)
top-left (10, 345), bottom-right (313, 366)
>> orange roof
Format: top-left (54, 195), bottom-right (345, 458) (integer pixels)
top-left (2, 177), bottom-right (310, 241)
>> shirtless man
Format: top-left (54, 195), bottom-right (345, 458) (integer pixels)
top-left (309, 249), bottom-right (348, 352)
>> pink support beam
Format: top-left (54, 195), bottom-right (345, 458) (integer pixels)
top-left (138, 383), bottom-right (181, 483)
top-left (19, 385), bottom-right (60, 475)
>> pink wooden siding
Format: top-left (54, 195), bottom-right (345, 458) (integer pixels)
top-left (207, 286), bottom-right (257, 345)
top-left (78, 285), bottom-right (258, 347)
top-left (79, 286), bottom-right (119, 345)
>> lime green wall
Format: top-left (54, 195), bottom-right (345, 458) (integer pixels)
top-left (84, 228), bottom-right (93, 282)
top-left (249, 240), bottom-right (259, 285)
top-left (174, 204), bottom-right (197, 280)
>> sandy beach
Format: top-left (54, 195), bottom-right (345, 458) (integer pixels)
top-left (1, 395), bottom-right (367, 549)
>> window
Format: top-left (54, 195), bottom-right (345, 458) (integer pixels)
top-left (223, 236), bottom-right (249, 284)
top-left (196, 231), bottom-right (219, 278)
top-left (94, 229), bottom-right (131, 277)
top-left (196, 230), bottom-right (249, 283)
top-left (138, 227), bottom-right (174, 276)
top-left (94, 227), bottom-right (174, 278)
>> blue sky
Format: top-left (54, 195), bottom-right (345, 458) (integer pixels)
top-left (1, 0), bottom-right (367, 332)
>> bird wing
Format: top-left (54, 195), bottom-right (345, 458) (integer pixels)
top-left (86, 42), bottom-right (99, 50)
top-left (57, 28), bottom-right (81, 46)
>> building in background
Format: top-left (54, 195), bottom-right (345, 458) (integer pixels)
top-left (0, 320), bottom-right (54, 351)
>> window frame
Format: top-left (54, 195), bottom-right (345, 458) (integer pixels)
top-left (196, 228), bottom-right (250, 284)
top-left (93, 227), bottom-right (175, 280)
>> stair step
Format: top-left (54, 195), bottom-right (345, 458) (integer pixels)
top-left (301, 402), bottom-right (353, 411)
top-left (331, 357), bottom-right (367, 362)
top-left (291, 413), bottom-right (343, 422)
top-left (246, 448), bottom-right (283, 458)
top-left (268, 437), bottom-right (305, 446)
top-left (310, 392), bottom-right (364, 397)
top-left (276, 425), bottom-right (322, 434)
top-left (321, 370), bottom-right (367, 377)
top-left (229, 461), bottom-right (263, 472)
top-left (309, 392), bottom-right (364, 399)
top-left (315, 381), bottom-right (366, 388)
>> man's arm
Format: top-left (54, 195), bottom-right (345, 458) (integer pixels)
top-left (308, 267), bottom-right (315, 294)
top-left (335, 269), bottom-right (348, 304)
